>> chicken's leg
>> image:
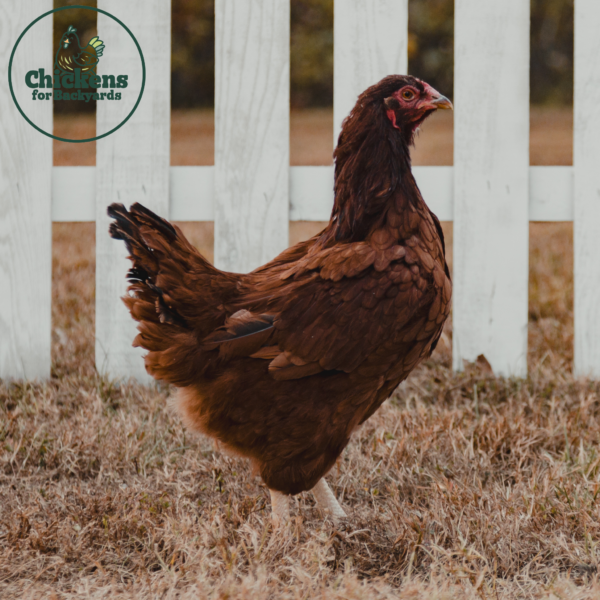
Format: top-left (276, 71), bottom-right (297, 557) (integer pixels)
top-left (270, 489), bottom-right (290, 528)
top-left (312, 478), bottom-right (347, 521)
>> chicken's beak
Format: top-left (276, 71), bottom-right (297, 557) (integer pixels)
top-left (431, 94), bottom-right (453, 110)
top-left (421, 84), bottom-right (453, 111)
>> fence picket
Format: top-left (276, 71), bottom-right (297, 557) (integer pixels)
top-left (214, 0), bottom-right (289, 273)
top-left (334, 0), bottom-right (408, 143)
top-left (0, 0), bottom-right (52, 379)
top-left (453, 0), bottom-right (530, 376)
top-left (95, 0), bottom-right (171, 380)
top-left (574, 0), bottom-right (600, 376)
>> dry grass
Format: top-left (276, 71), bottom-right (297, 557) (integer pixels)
top-left (0, 109), bottom-right (591, 599)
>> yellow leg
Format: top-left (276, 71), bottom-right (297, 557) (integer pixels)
top-left (311, 478), bottom-right (347, 521)
top-left (269, 489), bottom-right (290, 528)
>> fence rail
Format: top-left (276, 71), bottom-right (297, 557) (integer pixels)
top-left (52, 166), bottom-right (574, 224)
top-left (2, 0), bottom-right (598, 381)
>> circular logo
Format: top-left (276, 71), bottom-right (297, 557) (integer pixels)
top-left (8, 5), bottom-right (145, 143)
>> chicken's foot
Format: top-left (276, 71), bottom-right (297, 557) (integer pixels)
top-left (312, 478), bottom-right (347, 521)
top-left (269, 489), bottom-right (290, 528)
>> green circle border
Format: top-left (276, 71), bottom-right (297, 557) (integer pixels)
top-left (8, 5), bottom-right (146, 143)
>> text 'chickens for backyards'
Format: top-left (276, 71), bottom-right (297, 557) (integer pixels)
top-left (26, 68), bottom-right (128, 102)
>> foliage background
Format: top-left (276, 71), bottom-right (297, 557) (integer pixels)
top-left (53, 0), bottom-right (574, 109)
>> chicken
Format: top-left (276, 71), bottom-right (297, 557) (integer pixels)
top-left (55, 25), bottom-right (105, 75)
top-left (108, 74), bottom-right (453, 526)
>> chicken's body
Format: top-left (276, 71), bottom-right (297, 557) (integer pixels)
top-left (109, 75), bottom-right (452, 522)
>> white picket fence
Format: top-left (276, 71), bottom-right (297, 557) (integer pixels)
top-left (1, 0), bottom-right (599, 382)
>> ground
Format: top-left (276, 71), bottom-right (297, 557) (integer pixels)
top-left (2, 108), bottom-right (598, 599)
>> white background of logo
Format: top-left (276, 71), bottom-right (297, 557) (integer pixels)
top-left (10, 7), bottom-right (144, 140)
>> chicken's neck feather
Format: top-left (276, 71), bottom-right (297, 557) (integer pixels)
top-left (324, 102), bottom-right (424, 246)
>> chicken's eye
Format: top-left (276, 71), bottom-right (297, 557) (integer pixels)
top-left (401, 89), bottom-right (415, 101)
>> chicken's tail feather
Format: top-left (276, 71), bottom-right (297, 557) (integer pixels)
top-left (108, 203), bottom-right (184, 326)
top-left (108, 202), bottom-right (176, 254)
top-left (108, 202), bottom-right (237, 386)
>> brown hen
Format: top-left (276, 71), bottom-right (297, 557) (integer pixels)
top-left (108, 75), bottom-right (453, 525)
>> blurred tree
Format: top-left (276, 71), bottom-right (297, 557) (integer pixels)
top-left (52, 0), bottom-right (574, 110)
top-left (170, 0), bottom-right (334, 108)
top-left (409, 0), bottom-right (574, 105)
top-left (530, 0), bottom-right (573, 105)
top-left (172, 0), bottom-right (215, 107)
top-left (408, 0), bottom-right (454, 99)
top-left (291, 0), bottom-right (333, 107)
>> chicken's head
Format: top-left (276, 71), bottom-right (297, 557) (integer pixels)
top-left (377, 75), bottom-right (452, 145)
top-left (59, 26), bottom-right (80, 54)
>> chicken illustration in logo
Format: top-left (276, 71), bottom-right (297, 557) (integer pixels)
top-left (55, 25), bottom-right (105, 75)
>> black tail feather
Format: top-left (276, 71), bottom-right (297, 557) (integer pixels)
top-left (108, 202), bottom-right (188, 329)
top-left (127, 266), bottom-right (150, 284)
top-left (108, 203), bottom-right (143, 257)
